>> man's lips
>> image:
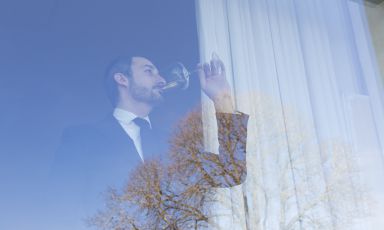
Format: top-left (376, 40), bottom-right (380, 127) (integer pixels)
top-left (153, 87), bottom-right (164, 95)
top-left (153, 85), bottom-right (165, 93)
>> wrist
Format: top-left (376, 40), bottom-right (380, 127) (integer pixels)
top-left (213, 93), bottom-right (235, 113)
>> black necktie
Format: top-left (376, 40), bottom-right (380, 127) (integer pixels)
top-left (133, 117), bottom-right (153, 160)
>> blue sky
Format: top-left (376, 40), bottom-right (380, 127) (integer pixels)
top-left (0, 0), bottom-right (200, 229)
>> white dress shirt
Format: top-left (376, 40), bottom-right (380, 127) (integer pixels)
top-left (113, 108), bottom-right (151, 162)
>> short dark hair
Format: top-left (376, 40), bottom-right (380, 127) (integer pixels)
top-left (104, 56), bottom-right (133, 106)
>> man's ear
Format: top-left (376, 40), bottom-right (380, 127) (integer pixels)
top-left (113, 73), bottom-right (129, 87)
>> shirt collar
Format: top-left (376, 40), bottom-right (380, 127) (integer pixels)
top-left (113, 108), bottom-right (152, 128)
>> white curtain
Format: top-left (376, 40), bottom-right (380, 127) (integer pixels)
top-left (195, 0), bottom-right (384, 229)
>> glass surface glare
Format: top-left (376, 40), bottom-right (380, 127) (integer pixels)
top-left (2, 0), bottom-right (384, 229)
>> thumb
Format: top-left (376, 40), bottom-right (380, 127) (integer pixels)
top-left (197, 63), bottom-right (206, 88)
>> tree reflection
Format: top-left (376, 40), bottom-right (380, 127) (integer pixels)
top-left (89, 109), bottom-right (248, 230)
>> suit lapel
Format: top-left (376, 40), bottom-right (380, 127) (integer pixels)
top-left (96, 115), bottom-right (142, 165)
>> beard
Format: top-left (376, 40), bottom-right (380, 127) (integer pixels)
top-left (129, 80), bottom-right (164, 106)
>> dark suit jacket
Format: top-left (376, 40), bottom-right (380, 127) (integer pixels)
top-left (49, 115), bottom-right (155, 227)
top-left (49, 112), bottom-right (248, 228)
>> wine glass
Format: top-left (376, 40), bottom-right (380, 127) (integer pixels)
top-left (161, 62), bottom-right (191, 92)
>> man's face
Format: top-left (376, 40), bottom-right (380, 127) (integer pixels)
top-left (128, 57), bottom-right (166, 105)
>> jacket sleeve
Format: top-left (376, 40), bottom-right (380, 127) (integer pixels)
top-left (198, 112), bottom-right (249, 187)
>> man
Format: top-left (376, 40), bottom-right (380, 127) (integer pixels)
top-left (50, 54), bottom-right (248, 229)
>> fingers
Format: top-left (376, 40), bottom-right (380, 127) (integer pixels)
top-left (218, 58), bottom-right (225, 73)
top-left (210, 59), bottom-right (217, 75)
top-left (199, 53), bottom-right (226, 78)
top-left (200, 60), bottom-right (224, 76)
top-left (210, 59), bottom-right (224, 76)
top-left (212, 52), bottom-right (225, 74)
top-left (203, 63), bottom-right (211, 77)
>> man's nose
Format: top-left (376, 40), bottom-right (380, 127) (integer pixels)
top-left (157, 74), bottom-right (166, 86)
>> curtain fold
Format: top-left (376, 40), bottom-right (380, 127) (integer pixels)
top-left (196, 0), bottom-right (384, 229)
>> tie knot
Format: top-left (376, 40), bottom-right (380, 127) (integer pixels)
top-left (133, 117), bottom-right (150, 130)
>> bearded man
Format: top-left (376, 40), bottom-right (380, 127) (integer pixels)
top-left (50, 55), bottom-right (248, 230)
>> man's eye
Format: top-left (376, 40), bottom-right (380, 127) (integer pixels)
top-left (145, 69), bottom-right (153, 74)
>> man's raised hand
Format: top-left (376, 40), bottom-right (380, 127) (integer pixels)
top-left (197, 53), bottom-right (235, 113)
